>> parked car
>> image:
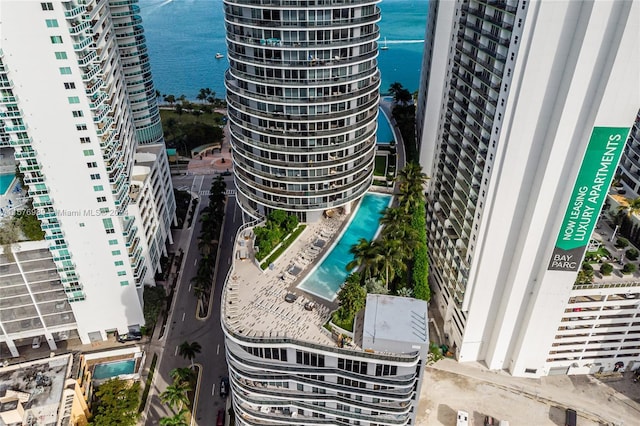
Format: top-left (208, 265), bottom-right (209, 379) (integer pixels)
top-left (116, 331), bottom-right (142, 343)
top-left (216, 409), bottom-right (225, 426)
top-left (32, 336), bottom-right (42, 349)
top-left (457, 411), bottom-right (469, 426)
top-left (220, 377), bottom-right (229, 398)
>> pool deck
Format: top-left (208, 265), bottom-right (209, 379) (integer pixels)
top-left (221, 99), bottom-right (407, 347)
top-left (222, 212), bottom-right (348, 346)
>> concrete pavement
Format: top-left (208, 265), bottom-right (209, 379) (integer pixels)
top-left (418, 357), bottom-right (640, 425)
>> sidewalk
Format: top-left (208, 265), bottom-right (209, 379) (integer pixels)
top-left (186, 111), bottom-right (232, 175)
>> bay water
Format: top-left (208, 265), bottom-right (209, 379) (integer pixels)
top-left (138, 0), bottom-right (428, 100)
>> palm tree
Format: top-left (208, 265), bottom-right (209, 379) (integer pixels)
top-left (396, 163), bottom-right (429, 212)
top-left (170, 367), bottom-right (196, 387)
top-left (396, 162), bottom-right (429, 195)
top-left (396, 287), bottom-right (414, 297)
top-left (346, 238), bottom-right (379, 280)
top-left (374, 238), bottom-right (409, 288)
top-left (160, 382), bottom-right (190, 412)
top-left (160, 409), bottom-right (189, 426)
top-left (192, 284), bottom-right (206, 300)
top-left (388, 82), bottom-right (403, 98)
top-left (380, 207), bottom-right (416, 240)
top-left (178, 341), bottom-right (202, 367)
top-left (163, 94), bottom-right (176, 106)
top-left (618, 197), bottom-right (640, 218)
top-left (197, 88), bottom-right (208, 103)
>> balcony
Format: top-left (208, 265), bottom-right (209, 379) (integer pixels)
top-left (64, 5), bottom-right (86, 18)
top-left (77, 50), bottom-right (97, 66)
top-left (69, 19), bottom-right (91, 34)
top-left (73, 36), bottom-right (94, 51)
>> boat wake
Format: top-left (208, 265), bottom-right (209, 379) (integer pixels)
top-left (384, 39), bottom-right (425, 44)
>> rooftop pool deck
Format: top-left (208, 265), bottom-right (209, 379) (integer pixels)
top-left (222, 192), bottom-right (393, 346)
top-left (298, 193), bottom-right (392, 301)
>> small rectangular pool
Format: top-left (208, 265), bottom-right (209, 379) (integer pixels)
top-left (298, 193), bottom-right (392, 301)
top-left (0, 173), bottom-right (15, 196)
top-left (93, 359), bottom-right (135, 380)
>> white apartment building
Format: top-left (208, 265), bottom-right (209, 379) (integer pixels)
top-left (222, 258), bottom-right (429, 426)
top-left (0, 0), bottom-right (175, 354)
top-left (417, 0), bottom-right (639, 377)
top-left (223, 0), bottom-right (381, 222)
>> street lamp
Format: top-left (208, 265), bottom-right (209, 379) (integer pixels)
top-left (610, 224), bottom-right (620, 242)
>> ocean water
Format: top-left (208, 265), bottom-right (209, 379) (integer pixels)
top-left (138, 0), bottom-right (428, 99)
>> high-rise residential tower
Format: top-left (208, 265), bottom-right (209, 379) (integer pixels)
top-left (417, 0), bottom-right (639, 376)
top-left (224, 0), bottom-right (381, 222)
top-left (0, 0), bottom-right (175, 356)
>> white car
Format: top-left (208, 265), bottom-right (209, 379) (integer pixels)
top-left (457, 410), bottom-right (469, 426)
top-left (32, 336), bottom-right (42, 349)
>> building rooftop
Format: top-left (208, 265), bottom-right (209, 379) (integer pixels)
top-left (0, 354), bottom-right (73, 426)
top-left (222, 199), bottom-right (426, 359)
top-left (360, 294), bottom-right (429, 352)
top-left (223, 214), bottom-right (345, 347)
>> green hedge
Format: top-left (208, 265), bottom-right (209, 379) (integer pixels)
top-left (138, 353), bottom-right (158, 413)
top-left (260, 225), bottom-right (307, 269)
top-left (411, 199), bottom-right (430, 301)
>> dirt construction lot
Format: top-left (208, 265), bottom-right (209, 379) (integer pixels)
top-left (416, 359), bottom-right (640, 426)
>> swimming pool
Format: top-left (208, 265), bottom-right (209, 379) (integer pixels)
top-left (0, 173), bottom-right (15, 195)
top-left (298, 193), bottom-right (392, 301)
top-left (376, 108), bottom-right (395, 145)
top-left (93, 359), bottom-right (135, 380)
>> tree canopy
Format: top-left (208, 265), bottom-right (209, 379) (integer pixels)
top-left (89, 379), bottom-right (140, 426)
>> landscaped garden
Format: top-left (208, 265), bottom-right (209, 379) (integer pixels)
top-left (330, 162), bottom-right (430, 332)
top-left (373, 144), bottom-right (397, 187)
top-left (253, 210), bottom-right (303, 267)
top-left (576, 196), bottom-right (640, 284)
top-left (159, 98), bottom-right (225, 158)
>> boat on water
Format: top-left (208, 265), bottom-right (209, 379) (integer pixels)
top-left (380, 37), bottom-right (389, 50)
top-left (215, 53), bottom-right (224, 59)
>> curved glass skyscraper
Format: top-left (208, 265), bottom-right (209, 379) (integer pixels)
top-left (224, 0), bottom-right (381, 222)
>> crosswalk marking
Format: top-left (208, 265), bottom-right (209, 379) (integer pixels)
top-left (198, 189), bottom-right (236, 196)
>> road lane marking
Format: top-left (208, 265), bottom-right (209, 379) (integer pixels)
top-left (217, 344), bottom-right (220, 355)
top-left (212, 384), bottom-right (216, 396)
top-left (188, 283), bottom-right (192, 292)
top-left (182, 312), bottom-right (186, 322)
top-left (175, 345), bottom-right (178, 356)
top-left (194, 258), bottom-right (198, 266)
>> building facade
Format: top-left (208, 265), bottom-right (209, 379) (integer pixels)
top-left (223, 268), bottom-right (429, 426)
top-left (223, 0), bottom-right (381, 222)
top-left (0, 353), bottom-right (89, 426)
top-left (417, 0), bottom-right (639, 376)
top-left (0, 0), bottom-right (175, 355)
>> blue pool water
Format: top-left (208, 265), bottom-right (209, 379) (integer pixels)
top-left (0, 173), bottom-right (15, 195)
top-left (377, 109), bottom-right (395, 145)
top-left (93, 359), bottom-right (135, 380)
top-left (298, 193), bottom-right (392, 301)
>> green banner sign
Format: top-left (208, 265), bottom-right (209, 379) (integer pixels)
top-left (549, 127), bottom-right (630, 271)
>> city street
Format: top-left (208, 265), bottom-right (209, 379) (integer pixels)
top-left (143, 172), bottom-right (243, 425)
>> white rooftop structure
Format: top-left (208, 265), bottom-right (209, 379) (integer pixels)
top-left (361, 295), bottom-right (429, 353)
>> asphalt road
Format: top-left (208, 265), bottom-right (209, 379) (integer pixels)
top-left (145, 173), bottom-right (243, 425)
